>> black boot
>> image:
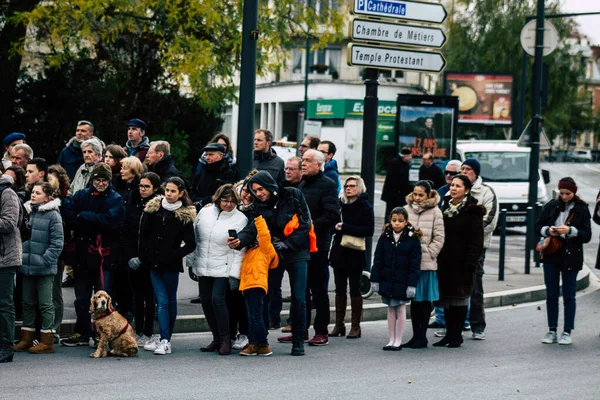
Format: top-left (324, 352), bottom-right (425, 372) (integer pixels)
top-left (448, 306), bottom-right (467, 348)
top-left (433, 308), bottom-right (452, 347)
top-left (200, 334), bottom-right (220, 352)
top-left (409, 302), bottom-right (430, 349)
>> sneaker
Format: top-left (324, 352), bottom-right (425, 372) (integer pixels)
top-left (257, 345), bottom-right (273, 356)
top-left (308, 334), bottom-right (329, 346)
top-left (433, 329), bottom-right (446, 338)
top-left (462, 323), bottom-right (471, 331)
top-left (428, 321), bottom-right (444, 329)
top-left (143, 335), bottom-right (160, 351)
top-left (558, 332), bottom-right (572, 345)
top-left (291, 343), bottom-right (305, 356)
top-left (541, 331), bottom-right (558, 344)
top-left (53, 334), bottom-right (60, 344)
top-left (281, 325), bottom-right (292, 333)
top-left (239, 344), bottom-right (258, 356)
top-left (60, 333), bottom-right (89, 347)
top-left (135, 334), bottom-right (147, 347)
top-left (232, 334), bottom-right (249, 350)
top-left (62, 275), bottom-right (75, 287)
top-left (154, 339), bottom-right (171, 355)
top-left (90, 337), bottom-right (99, 348)
top-left (472, 332), bottom-right (486, 340)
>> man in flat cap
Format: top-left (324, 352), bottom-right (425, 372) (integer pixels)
top-left (125, 118), bottom-right (150, 163)
top-left (381, 147), bottom-right (413, 219)
top-left (191, 142), bottom-right (238, 206)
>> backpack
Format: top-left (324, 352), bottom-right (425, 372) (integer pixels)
top-left (0, 184), bottom-right (28, 241)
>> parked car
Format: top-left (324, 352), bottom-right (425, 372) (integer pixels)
top-left (567, 149), bottom-right (593, 162)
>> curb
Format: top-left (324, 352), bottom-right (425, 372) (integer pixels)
top-left (53, 266), bottom-right (592, 336)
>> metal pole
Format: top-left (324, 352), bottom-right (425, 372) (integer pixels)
top-left (236, 0), bottom-right (259, 178)
top-left (498, 209), bottom-right (507, 281)
top-left (535, 202), bottom-right (543, 268)
top-left (362, 68), bottom-right (379, 265)
top-left (296, 36), bottom-right (311, 149)
top-left (525, 0), bottom-right (545, 274)
top-left (525, 206), bottom-right (533, 274)
top-left (517, 15), bottom-right (534, 137)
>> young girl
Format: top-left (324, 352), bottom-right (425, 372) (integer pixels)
top-left (371, 207), bottom-right (422, 351)
top-left (13, 182), bottom-right (64, 354)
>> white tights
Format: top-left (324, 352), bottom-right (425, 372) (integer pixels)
top-left (387, 304), bottom-right (406, 347)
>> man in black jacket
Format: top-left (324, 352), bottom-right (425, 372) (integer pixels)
top-left (146, 141), bottom-right (181, 183)
top-left (191, 143), bottom-right (238, 205)
top-left (252, 129), bottom-right (285, 184)
top-left (232, 171), bottom-right (311, 356)
top-left (296, 149), bottom-right (340, 347)
top-left (418, 153), bottom-right (446, 190)
top-left (381, 148), bottom-right (412, 219)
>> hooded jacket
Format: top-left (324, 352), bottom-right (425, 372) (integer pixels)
top-left (57, 137), bottom-right (84, 181)
top-left (148, 154), bottom-right (181, 183)
top-left (20, 199), bottom-right (64, 276)
top-left (239, 215), bottom-right (279, 293)
top-left (469, 176), bottom-right (499, 249)
top-left (405, 190), bottom-right (445, 271)
top-left (239, 171), bottom-right (311, 263)
top-left (252, 148), bottom-right (285, 184)
top-left (323, 159), bottom-right (341, 193)
top-left (188, 204), bottom-right (247, 279)
top-left (125, 136), bottom-right (150, 162)
top-left (0, 175), bottom-right (22, 268)
top-left (139, 195), bottom-right (196, 272)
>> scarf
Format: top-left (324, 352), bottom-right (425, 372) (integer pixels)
top-left (162, 197), bottom-right (182, 211)
top-left (443, 197), bottom-right (468, 218)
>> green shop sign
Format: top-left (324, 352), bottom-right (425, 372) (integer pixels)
top-left (307, 99), bottom-right (397, 121)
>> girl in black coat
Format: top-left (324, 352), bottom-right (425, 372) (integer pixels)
top-left (371, 207), bottom-right (421, 350)
top-left (435, 175), bottom-right (484, 348)
top-left (535, 177), bottom-right (591, 345)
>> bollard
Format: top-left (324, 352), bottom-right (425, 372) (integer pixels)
top-left (535, 202), bottom-right (543, 268)
top-left (525, 206), bottom-right (533, 275)
top-left (498, 209), bottom-right (507, 281)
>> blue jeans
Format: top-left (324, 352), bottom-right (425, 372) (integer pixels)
top-left (306, 251), bottom-right (330, 335)
top-left (267, 261), bottom-right (307, 343)
top-left (434, 303), bottom-right (470, 327)
top-left (150, 270), bottom-right (179, 341)
top-left (244, 288), bottom-right (268, 345)
top-left (543, 263), bottom-right (577, 331)
top-left (0, 267), bottom-right (17, 350)
top-left (74, 267), bottom-right (112, 339)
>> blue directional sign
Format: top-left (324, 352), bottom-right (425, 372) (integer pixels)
top-left (352, 0), bottom-right (447, 24)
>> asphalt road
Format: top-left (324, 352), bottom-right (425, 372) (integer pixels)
top-left (3, 282), bottom-right (599, 399)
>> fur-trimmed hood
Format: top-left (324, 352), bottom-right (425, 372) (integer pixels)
top-left (144, 195), bottom-right (196, 223)
top-left (406, 190), bottom-right (441, 212)
top-left (24, 198), bottom-right (61, 214)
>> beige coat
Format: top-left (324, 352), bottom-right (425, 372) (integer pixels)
top-left (405, 191), bottom-right (445, 271)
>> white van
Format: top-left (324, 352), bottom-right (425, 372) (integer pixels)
top-left (455, 140), bottom-right (550, 227)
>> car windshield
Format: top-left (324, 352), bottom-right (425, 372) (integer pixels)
top-left (464, 151), bottom-right (530, 182)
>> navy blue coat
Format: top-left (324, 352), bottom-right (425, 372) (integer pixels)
top-left (57, 141), bottom-right (83, 181)
top-left (371, 227), bottom-right (421, 300)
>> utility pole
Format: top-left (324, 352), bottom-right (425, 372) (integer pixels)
top-left (236, 0), bottom-right (259, 178)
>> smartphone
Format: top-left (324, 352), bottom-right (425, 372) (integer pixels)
top-left (228, 229), bottom-right (238, 239)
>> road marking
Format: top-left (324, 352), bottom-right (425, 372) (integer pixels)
top-left (584, 164), bottom-right (600, 174)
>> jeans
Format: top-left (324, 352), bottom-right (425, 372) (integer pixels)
top-left (53, 260), bottom-right (64, 332)
top-left (0, 267), bottom-right (17, 350)
top-left (22, 275), bottom-right (54, 331)
top-left (198, 277), bottom-right (229, 338)
top-left (434, 302), bottom-right (470, 327)
top-left (470, 249), bottom-right (486, 333)
top-left (543, 263), bottom-right (578, 331)
top-left (227, 288), bottom-right (248, 339)
top-left (74, 267), bottom-right (112, 339)
top-left (306, 251), bottom-right (330, 335)
top-left (150, 270), bottom-right (179, 341)
top-left (333, 267), bottom-right (362, 297)
top-left (244, 288), bottom-right (268, 345)
top-left (267, 263), bottom-right (286, 325)
top-left (129, 265), bottom-right (155, 337)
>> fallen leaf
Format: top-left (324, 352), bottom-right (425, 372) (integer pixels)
top-left (537, 306), bottom-right (541, 310)
top-left (407, 380), bottom-right (412, 384)
top-left (494, 364), bottom-right (499, 367)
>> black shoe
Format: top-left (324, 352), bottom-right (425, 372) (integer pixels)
top-left (62, 275), bottom-right (75, 288)
top-left (291, 343), bottom-right (305, 356)
top-left (0, 349), bottom-right (14, 363)
top-left (401, 337), bottom-right (416, 348)
top-left (190, 297), bottom-right (202, 304)
top-left (407, 338), bottom-right (428, 349)
top-left (282, 295), bottom-right (292, 303)
top-left (428, 321), bottom-right (444, 329)
top-left (432, 336), bottom-right (450, 347)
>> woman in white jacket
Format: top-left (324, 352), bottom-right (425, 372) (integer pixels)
top-left (403, 180), bottom-right (445, 348)
top-left (189, 184), bottom-right (247, 355)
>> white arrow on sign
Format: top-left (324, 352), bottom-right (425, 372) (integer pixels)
top-left (348, 43), bottom-right (446, 72)
top-left (350, 18), bottom-right (446, 48)
top-left (352, 0), bottom-right (447, 24)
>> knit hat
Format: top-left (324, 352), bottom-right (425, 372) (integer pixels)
top-left (91, 163), bottom-right (112, 181)
top-left (202, 143), bottom-right (226, 153)
top-left (128, 118), bottom-right (147, 130)
top-left (462, 158), bottom-right (481, 177)
top-left (3, 132), bottom-right (26, 147)
top-left (558, 177), bottom-right (577, 194)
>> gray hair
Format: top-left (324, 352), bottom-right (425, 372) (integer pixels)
top-left (341, 175), bottom-right (367, 204)
top-left (77, 120), bottom-right (95, 133)
top-left (286, 156), bottom-right (302, 169)
top-left (13, 144), bottom-right (33, 160)
top-left (151, 140), bottom-right (171, 156)
top-left (446, 159), bottom-right (462, 170)
top-left (304, 149), bottom-right (325, 167)
top-left (81, 138), bottom-right (103, 156)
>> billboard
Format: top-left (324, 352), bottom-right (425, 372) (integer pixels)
top-left (443, 72), bottom-right (513, 125)
top-left (395, 94), bottom-right (458, 160)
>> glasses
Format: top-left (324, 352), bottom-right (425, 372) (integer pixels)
top-left (93, 178), bottom-right (108, 184)
top-left (139, 184), bottom-right (153, 190)
top-left (299, 144), bottom-right (309, 149)
top-left (220, 198), bottom-right (236, 205)
top-left (344, 184), bottom-right (357, 189)
top-left (285, 167), bottom-right (299, 171)
top-left (445, 170), bottom-right (459, 176)
top-left (319, 150), bottom-right (330, 155)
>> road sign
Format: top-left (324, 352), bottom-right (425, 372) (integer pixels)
top-left (348, 43), bottom-right (446, 72)
top-left (520, 20), bottom-right (559, 57)
top-left (303, 120), bottom-right (322, 137)
top-left (517, 119), bottom-right (552, 150)
top-left (350, 18), bottom-right (446, 48)
top-left (352, 0), bottom-right (447, 24)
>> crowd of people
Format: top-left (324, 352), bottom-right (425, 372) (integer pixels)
top-left (0, 121), bottom-right (594, 363)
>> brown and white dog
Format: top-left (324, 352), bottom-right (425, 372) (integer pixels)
top-left (89, 290), bottom-right (138, 358)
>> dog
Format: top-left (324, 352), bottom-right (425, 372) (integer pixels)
top-left (89, 290), bottom-right (138, 358)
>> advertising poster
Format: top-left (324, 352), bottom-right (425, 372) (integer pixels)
top-left (444, 72), bottom-right (513, 125)
top-left (395, 95), bottom-right (458, 161)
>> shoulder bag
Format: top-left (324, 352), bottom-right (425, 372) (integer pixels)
top-left (339, 215), bottom-right (366, 251)
top-left (535, 211), bottom-right (574, 258)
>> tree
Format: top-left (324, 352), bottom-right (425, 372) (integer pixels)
top-left (443, 0), bottom-right (592, 143)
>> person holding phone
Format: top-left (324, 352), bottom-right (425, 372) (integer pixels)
top-left (188, 184), bottom-right (247, 355)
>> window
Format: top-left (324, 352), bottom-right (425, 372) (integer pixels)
top-left (294, 46), bottom-right (341, 79)
top-left (378, 70), bottom-right (405, 81)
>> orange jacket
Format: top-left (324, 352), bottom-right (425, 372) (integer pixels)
top-left (283, 214), bottom-right (318, 253)
top-left (239, 215), bottom-right (279, 293)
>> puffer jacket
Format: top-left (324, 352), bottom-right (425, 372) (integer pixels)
top-left (469, 176), bottom-right (498, 248)
top-left (0, 175), bottom-right (22, 268)
top-left (20, 199), bottom-right (64, 276)
top-left (404, 191), bottom-right (445, 271)
top-left (252, 148), bottom-right (285, 184)
top-left (188, 204), bottom-right (247, 278)
top-left (239, 215), bottom-right (279, 293)
top-left (139, 196), bottom-right (196, 272)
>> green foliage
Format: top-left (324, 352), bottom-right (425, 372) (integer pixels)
top-left (443, 0), bottom-right (594, 143)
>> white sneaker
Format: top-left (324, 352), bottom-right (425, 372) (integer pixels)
top-left (135, 334), bottom-right (146, 347)
top-left (154, 339), bottom-right (172, 355)
top-left (541, 331), bottom-right (557, 344)
top-left (232, 334), bottom-right (249, 350)
top-left (434, 329), bottom-right (446, 338)
top-left (558, 332), bottom-right (572, 345)
top-left (143, 335), bottom-right (160, 351)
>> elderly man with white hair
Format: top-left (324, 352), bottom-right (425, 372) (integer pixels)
top-left (69, 138), bottom-right (103, 194)
top-left (436, 159), bottom-right (463, 206)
